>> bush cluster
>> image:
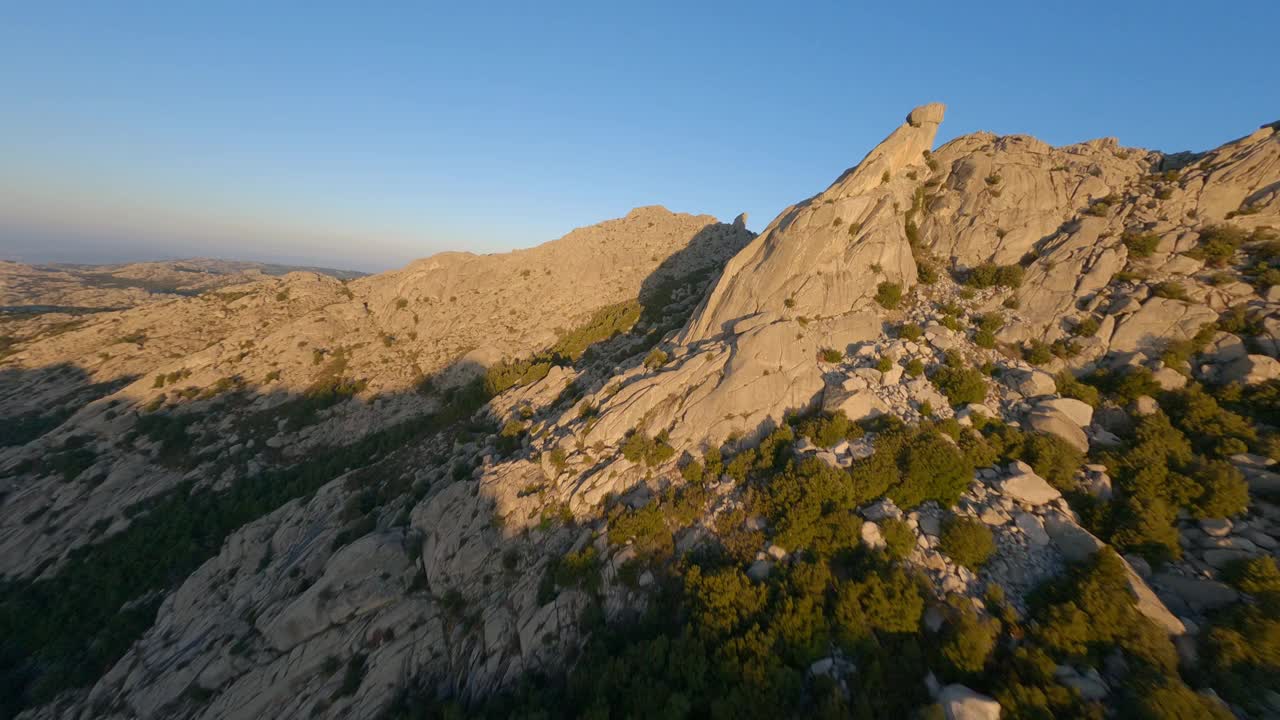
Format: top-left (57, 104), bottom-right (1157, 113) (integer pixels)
top-left (939, 517), bottom-right (995, 569)
top-left (793, 410), bottom-right (863, 449)
top-left (964, 263), bottom-right (1024, 289)
top-left (1091, 398), bottom-right (1250, 563)
top-left (875, 282), bottom-right (903, 309)
top-left (930, 351), bottom-right (988, 406)
top-left (620, 429), bottom-right (676, 467)
top-left (1121, 230), bottom-right (1161, 258)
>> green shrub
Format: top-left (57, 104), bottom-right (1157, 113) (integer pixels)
top-left (1163, 384), bottom-right (1256, 458)
top-left (890, 431), bottom-right (975, 509)
top-left (875, 282), bottom-right (903, 309)
top-left (1189, 224), bottom-right (1248, 268)
top-left (905, 218), bottom-right (921, 247)
top-left (1220, 556), bottom-right (1280, 596)
top-left (1071, 316), bottom-right (1100, 337)
top-left (1102, 413), bottom-right (1205, 563)
top-left (930, 354), bottom-right (988, 406)
top-left (1190, 459), bottom-right (1249, 519)
top-left (939, 517), bottom-right (995, 570)
top-left (552, 300), bottom-right (642, 360)
top-left (939, 602), bottom-right (1000, 677)
top-left (1085, 366), bottom-right (1161, 405)
top-left (834, 567), bottom-right (924, 642)
top-left (900, 323), bottom-right (923, 341)
top-left (1122, 230), bottom-right (1161, 258)
top-left (1024, 340), bottom-right (1052, 365)
top-left (819, 347), bottom-right (844, 363)
top-left (545, 447), bottom-right (568, 474)
top-left (484, 357), bottom-right (552, 396)
top-left (608, 504), bottom-right (671, 557)
top-left (976, 313), bottom-right (1004, 334)
top-left (1054, 371), bottom-right (1100, 406)
top-left (966, 263), bottom-right (1024, 289)
top-left (643, 348), bottom-right (669, 369)
top-left (880, 517), bottom-right (916, 560)
top-left (1083, 197), bottom-right (1115, 217)
top-left (1021, 433), bottom-right (1084, 491)
top-left (1131, 679), bottom-right (1237, 720)
top-left (905, 358), bottom-right (925, 377)
top-left (1152, 281), bottom-right (1189, 301)
top-left (762, 457), bottom-right (862, 555)
top-left (685, 565), bottom-right (767, 638)
top-left (795, 410), bottom-right (863, 449)
top-left (1217, 304), bottom-right (1262, 335)
top-left (620, 430), bottom-right (676, 467)
top-left (917, 258), bottom-right (940, 284)
top-left (876, 356), bottom-right (894, 372)
top-left (680, 458), bottom-right (705, 485)
top-left (553, 547), bottom-right (601, 592)
top-left (1157, 320), bottom-right (1213, 363)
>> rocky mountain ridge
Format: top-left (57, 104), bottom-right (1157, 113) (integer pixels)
top-left (3, 105), bottom-right (1280, 720)
top-left (0, 258), bottom-right (364, 310)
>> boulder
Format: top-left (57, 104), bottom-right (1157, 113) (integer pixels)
top-left (1204, 332), bottom-right (1248, 364)
top-left (1043, 511), bottom-right (1105, 562)
top-left (1218, 354), bottom-right (1280, 385)
top-left (1007, 369), bottom-right (1056, 397)
top-left (1203, 548), bottom-right (1251, 569)
top-left (1041, 512), bottom-right (1184, 634)
top-left (862, 498), bottom-right (903, 521)
top-left (1152, 367), bottom-right (1188, 390)
top-left (1108, 297), bottom-right (1218, 360)
top-left (861, 521), bottom-right (886, 550)
top-left (747, 559), bottom-right (774, 581)
top-left (1198, 518), bottom-right (1232, 538)
top-left (1153, 573), bottom-right (1239, 612)
top-left (1025, 407), bottom-right (1089, 453)
top-left (1125, 566), bottom-right (1187, 635)
top-left (1034, 397), bottom-right (1093, 427)
top-left (1082, 466), bottom-right (1113, 500)
top-left (1013, 510), bottom-right (1050, 546)
top-left (937, 684), bottom-right (1001, 720)
top-left (823, 388), bottom-right (890, 422)
top-left (1132, 395), bottom-right (1160, 416)
top-left (998, 466), bottom-right (1062, 506)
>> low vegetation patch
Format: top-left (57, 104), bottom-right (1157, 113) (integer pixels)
top-left (875, 282), bottom-right (903, 309)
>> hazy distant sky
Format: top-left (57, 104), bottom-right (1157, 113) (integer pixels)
top-left (2, 1), bottom-right (1277, 273)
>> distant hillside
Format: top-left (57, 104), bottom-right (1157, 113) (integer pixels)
top-left (0, 258), bottom-right (365, 312)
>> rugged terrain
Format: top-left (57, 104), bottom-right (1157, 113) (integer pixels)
top-left (3, 104), bottom-right (1280, 720)
top-left (0, 258), bottom-right (364, 310)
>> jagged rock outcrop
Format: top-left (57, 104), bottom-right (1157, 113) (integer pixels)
top-left (921, 134), bottom-right (1152, 267)
top-left (684, 104), bottom-right (942, 341)
top-left (544, 105), bottom-right (950, 467)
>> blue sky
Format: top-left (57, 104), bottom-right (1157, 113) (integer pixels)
top-left (1, 1), bottom-right (1277, 272)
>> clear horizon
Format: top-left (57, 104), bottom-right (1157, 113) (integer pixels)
top-left (2, 1), bottom-right (1278, 274)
